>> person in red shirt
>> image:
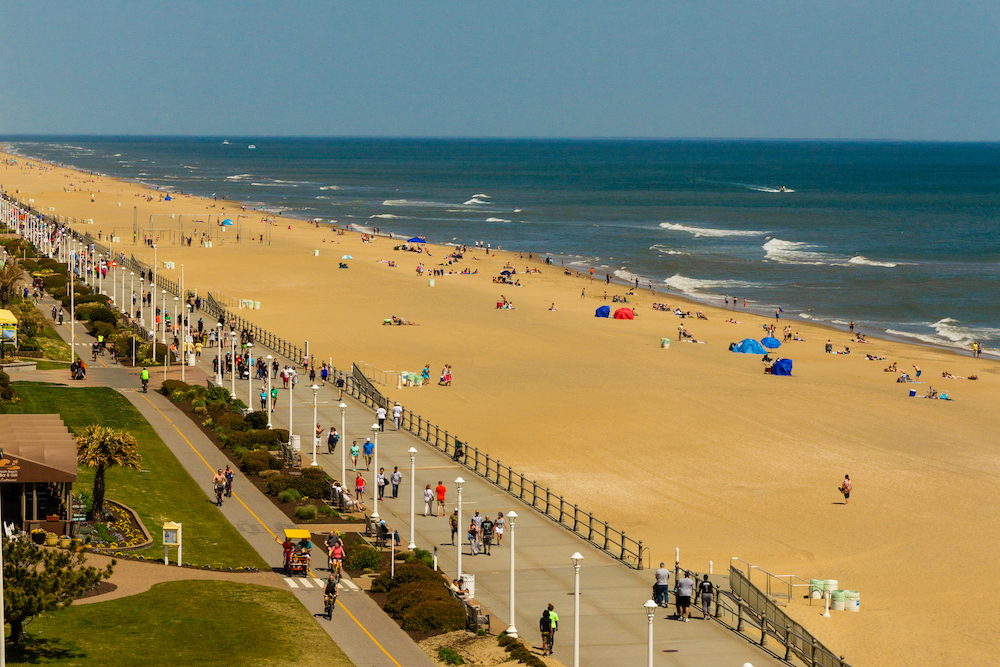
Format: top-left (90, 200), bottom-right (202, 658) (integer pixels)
top-left (435, 480), bottom-right (447, 517)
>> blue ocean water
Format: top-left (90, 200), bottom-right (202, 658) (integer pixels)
top-left (4, 137), bottom-right (999, 353)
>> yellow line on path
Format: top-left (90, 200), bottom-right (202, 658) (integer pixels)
top-left (135, 391), bottom-right (402, 667)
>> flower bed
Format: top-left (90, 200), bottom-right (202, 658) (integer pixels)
top-left (77, 500), bottom-right (151, 550)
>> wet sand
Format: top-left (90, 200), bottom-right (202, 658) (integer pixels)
top-left (4, 150), bottom-right (999, 666)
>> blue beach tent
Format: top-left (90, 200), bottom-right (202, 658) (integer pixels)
top-left (772, 358), bottom-right (793, 376)
top-left (733, 338), bottom-right (767, 354)
top-left (221, 218), bottom-right (234, 226)
top-left (761, 336), bottom-right (782, 349)
top-left (595, 306), bottom-right (611, 318)
top-left (407, 237), bottom-right (427, 243)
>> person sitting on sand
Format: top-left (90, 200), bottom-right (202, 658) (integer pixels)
top-left (927, 387), bottom-right (939, 399)
top-left (549, 303), bottom-right (557, 311)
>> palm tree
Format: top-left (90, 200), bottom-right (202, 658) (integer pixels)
top-left (0, 257), bottom-right (22, 308)
top-left (75, 425), bottom-right (142, 517)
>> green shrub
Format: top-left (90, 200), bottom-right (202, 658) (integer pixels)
top-left (265, 476), bottom-right (294, 496)
top-left (192, 398), bottom-right (206, 408)
top-left (345, 544), bottom-right (381, 571)
top-left (77, 294), bottom-right (112, 306)
top-left (207, 385), bottom-right (231, 402)
top-left (0, 371), bottom-right (10, 388)
top-left (244, 411), bottom-right (269, 430)
top-left (401, 598), bottom-right (466, 633)
top-left (273, 428), bottom-right (289, 443)
top-left (383, 580), bottom-right (451, 616)
top-left (222, 431), bottom-right (250, 450)
top-left (240, 449), bottom-right (279, 475)
top-left (230, 445), bottom-right (248, 459)
top-left (90, 321), bottom-right (116, 340)
top-left (278, 488), bottom-right (302, 503)
top-left (372, 561), bottom-right (441, 594)
top-left (410, 548), bottom-right (435, 570)
top-left (158, 379), bottom-right (191, 397)
top-left (296, 468), bottom-right (329, 498)
top-left (294, 505), bottom-right (318, 521)
top-left (319, 505), bottom-right (338, 518)
top-left (88, 306), bottom-right (117, 326)
top-left (438, 647), bottom-right (466, 665)
top-left (214, 412), bottom-right (247, 432)
top-left (41, 274), bottom-right (68, 291)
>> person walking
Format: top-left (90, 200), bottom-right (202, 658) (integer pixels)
top-left (390, 466), bottom-right (402, 499)
top-left (363, 438), bottom-right (374, 469)
top-left (468, 520), bottom-right (479, 556)
top-left (839, 474), bottom-right (852, 505)
top-left (653, 562), bottom-right (671, 608)
top-left (392, 402), bottom-right (403, 430)
top-left (336, 372), bottom-right (345, 399)
top-left (327, 427), bottom-right (339, 454)
top-left (449, 509), bottom-right (459, 545)
top-left (539, 606), bottom-right (553, 655)
top-left (545, 604), bottom-right (559, 654)
top-left (377, 468), bottom-right (387, 500)
top-left (354, 473), bottom-right (366, 501)
top-left (676, 571), bottom-right (694, 622)
top-left (435, 480), bottom-right (447, 516)
top-left (698, 574), bottom-right (715, 619)
top-left (494, 512), bottom-right (505, 546)
top-left (350, 441), bottom-right (360, 471)
top-left (320, 364), bottom-right (329, 386)
top-left (481, 514), bottom-right (494, 555)
top-left (376, 405), bottom-right (387, 431)
top-left (423, 484), bottom-right (434, 516)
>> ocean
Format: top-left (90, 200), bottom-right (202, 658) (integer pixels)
top-left (4, 137), bottom-right (999, 353)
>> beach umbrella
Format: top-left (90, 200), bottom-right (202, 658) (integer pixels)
top-left (341, 255), bottom-right (353, 260)
top-left (407, 237), bottom-right (427, 243)
top-left (772, 359), bottom-right (793, 375)
top-left (595, 306), bottom-right (611, 318)
top-left (221, 219), bottom-right (234, 226)
top-left (500, 270), bottom-right (512, 276)
top-left (761, 336), bottom-right (782, 349)
top-left (613, 307), bottom-right (634, 320)
top-left (733, 339), bottom-right (767, 354)
top-left (164, 195), bottom-right (172, 201)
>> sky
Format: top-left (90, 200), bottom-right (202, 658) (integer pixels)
top-left (1, 1), bottom-right (998, 141)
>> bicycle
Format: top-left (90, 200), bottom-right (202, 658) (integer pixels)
top-left (141, 378), bottom-right (149, 394)
top-left (224, 478), bottom-right (233, 497)
top-left (215, 484), bottom-right (224, 507)
top-left (324, 592), bottom-right (337, 620)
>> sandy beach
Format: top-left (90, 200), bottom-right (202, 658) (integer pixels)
top-left (4, 150), bottom-right (999, 666)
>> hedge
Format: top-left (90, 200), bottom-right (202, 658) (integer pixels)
top-left (344, 543), bottom-right (381, 571)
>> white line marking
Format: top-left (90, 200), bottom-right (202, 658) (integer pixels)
top-left (300, 578), bottom-right (313, 588)
top-left (313, 578), bottom-right (325, 588)
top-left (342, 578), bottom-right (360, 591)
top-left (284, 577), bottom-right (298, 588)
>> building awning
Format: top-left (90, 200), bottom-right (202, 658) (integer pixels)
top-left (0, 415), bottom-right (78, 483)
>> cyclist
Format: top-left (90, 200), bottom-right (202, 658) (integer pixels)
top-left (223, 465), bottom-right (234, 497)
top-left (212, 469), bottom-right (226, 506)
top-left (329, 541), bottom-right (345, 575)
top-left (140, 367), bottom-right (150, 393)
top-left (323, 573), bottom-right (339, 619)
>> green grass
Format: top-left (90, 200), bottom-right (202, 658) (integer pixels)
top-left (7, 580), bottom-right (355, 667)
top-left (5, 383), bottom-right (266, 569)
top-left (34, 360), bottom-right (72, 370)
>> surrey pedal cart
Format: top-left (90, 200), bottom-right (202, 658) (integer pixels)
top-left (281, 528), bottom-right (312, 577)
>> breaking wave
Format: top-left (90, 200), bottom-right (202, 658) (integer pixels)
top-left (660, 222), bottom-right (766, 238)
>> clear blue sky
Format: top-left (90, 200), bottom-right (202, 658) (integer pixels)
top-left (2, 1), bottom-right (997, 140)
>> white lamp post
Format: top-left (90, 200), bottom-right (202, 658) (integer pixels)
top-left (129, 272), bottom-right (134, 320)
top-left (644, 599), bottom-right (657, 667)
top-left (160, 290), bottom-right (167, 343)
top-left (173, 295), bottom-right (178, 344)
top-left (571, 552), bottom-right (584, 667)
top-left (138, 276), bottom-right (144, 329)
top-left (68, 258), bottom-right (75, 363)
top-left (265, 355), bottom-right (274, 427)
top-left (407, 447), bottom-right (417, 549)
top-left (339, 403), bottom-right (347, 485)
top-left (456, 477), bottom-right (465, 580)
top-left (371, 423), bottom-right (380, 520)
top-left (230, 332), bottom-right (237, 399)
top-left (507, 510), bottom-right (518, 638)
top-left (288, 367), bottom-right (294, 439)
top-left (310, 385), bottom-right (320, 466)
top-left (247, 345), bottom-right (254, 412)
top-left (215, 323), bottom-right (223, 386)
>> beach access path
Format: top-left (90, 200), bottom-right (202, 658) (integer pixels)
top-left (163, 306), bottom-right (780, 667)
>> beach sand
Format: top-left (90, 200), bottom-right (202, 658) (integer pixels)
top-left (4, 151), bottom-right (999, 666)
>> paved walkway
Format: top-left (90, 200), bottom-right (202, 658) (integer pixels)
top-left (28, 294), bottom-right (780, 667)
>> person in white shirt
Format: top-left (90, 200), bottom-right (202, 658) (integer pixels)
top-left (675, 571), bottom-right (695, 622)
top-left (376, 406), bottom-right (387, 431)
top-left (392, 403), bottom-right (403, 430)
top-left (653, 562), bottom-right (671, 608)
top-left (423, 484), bottom-right (434, 516)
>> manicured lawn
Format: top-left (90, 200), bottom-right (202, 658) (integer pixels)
top-left (7, 580), bottom-right (355, 667)
top-left (34, 360), bottom-right (72, 370)
top-left (5, 383), bottom-right (266, 569)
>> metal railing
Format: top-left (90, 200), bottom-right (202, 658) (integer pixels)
top-left (731, 557), bottom-right (813, 605)
top-left (344, 363), bottom-right (649, 570)
top-left (357, 361), bottom-right (400, 388)
top-left (724, 567), bottom-right (851, 667)
top-left (201, 292), bottom-right (305, 365)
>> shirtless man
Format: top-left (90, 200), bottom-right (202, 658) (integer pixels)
top-left (212, 469), bottom-right (226, 506)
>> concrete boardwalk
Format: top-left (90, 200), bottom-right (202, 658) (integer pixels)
top-left (179, 309), bottom-right (781, 667)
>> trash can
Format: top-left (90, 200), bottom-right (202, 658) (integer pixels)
top-left (660, 338), bottom-right (670, 349)
top-left (188, 354), bottom-right (196, 367)
top-left (290, 434), bottom-right (301, 452)
top-left (313, 249), bottom-right (319, 256)
top-left (428, 279), bottom-right (435, 287)
top-left (460, 573), bottom-right (475, 598)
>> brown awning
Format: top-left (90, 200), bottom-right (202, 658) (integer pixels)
top-left (0, 415), bottom-right (78, 483)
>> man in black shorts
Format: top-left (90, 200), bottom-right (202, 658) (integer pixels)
top-left (675, 571), bottom-right (694, 622)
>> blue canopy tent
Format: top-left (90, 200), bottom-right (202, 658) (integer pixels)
top-left (761, 336), bottom-right (782, 349)
top-left (164, 195), bottom-right (172, 201)
top-left (407, 237), bottom-right (427, 243)
top-left (595, 306), bottom-right (611, 318)
top-left (221, 218), bottom-right (234, 226)
top-left (772, 358), bottom-right (793, 376)
top-left (733, 338), bottom-right (767, 354)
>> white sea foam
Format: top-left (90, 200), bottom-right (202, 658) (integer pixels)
top-left (798, 313), bottom-right (814, 319)
top-left (660, 222), bottom-right (766, 238)
top-left (251, 182), bottom-right (294, 187)
top-left (383, 199), bottom-right (452, 208)
top-left (319, 185), bottom-right (340, 190)
top-left (739, 183), bottom-right (795, 193)
top-left (663, 273), bottom-right (760, 294)
top-left (649, 244), bottom-right (689, 255)
top-left (848, 256), bottom-right (900, 268)
top-left (463, 198), bottom-right (489, 205)
top-left (613, 269), bottom-right (645, 283)
top-left (762, 239), bottom-right (831, 265)
top-left (473, 193), bottom-right (490, 198)
top-left (370, 214), bottom-right (401, 219)
top-left (931, 318), bottom-right (1000, 346)
top-left (513, 208), bottom-right (523, 213)
top-left (485, 217), bottom-right (511, 223)
top-left (226, 174), bottom-right (252, 181)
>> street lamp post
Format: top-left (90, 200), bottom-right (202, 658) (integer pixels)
top-left (407, 447), bottom-right (417, 550)
top-left (265, 355), bottom-right (274, 427)
top-left (215, 323), bottom-right (223, 386)
top-left (340, 402), bottom-right (347, 483)
top-left (571, 552), bottom-right (584, 667)
top-left (247, 345), bottom-right (254, 412)
top-left (643, 599), bottom-right (657, 667)
top-left (161, 290), bottom-right (167, 344)
top-left (371, 423), bottom-right (380, 520)
top-left (288, 368), bottom-right (294, 440)
top-left (456, 477), bottom-right (465, 580)
top-left (507, 511), bottom-right (518, 638)
top-left (138, 276), bottom-right (144, 329)
top-left (230, 332), bottom-right (237, 399)
top-left (310, 385), bottom-right (320, 466)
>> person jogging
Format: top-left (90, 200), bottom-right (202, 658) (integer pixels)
top-left (140, 367), bottom-right (150, 393)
